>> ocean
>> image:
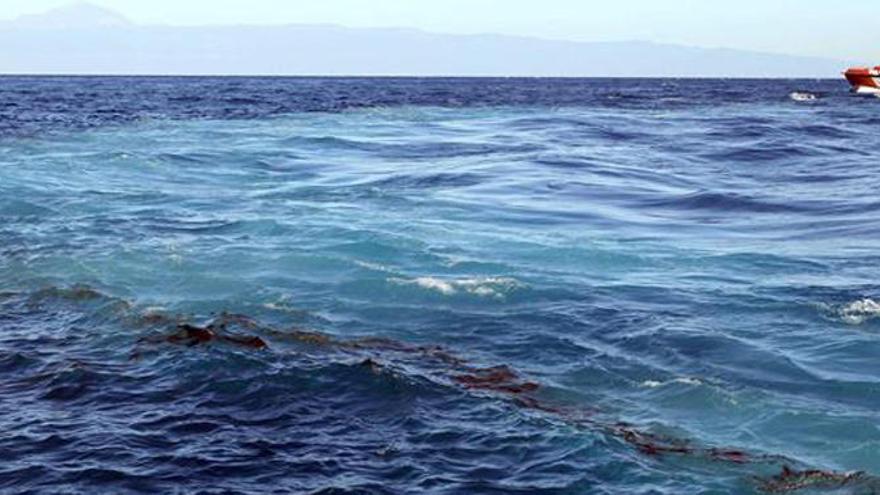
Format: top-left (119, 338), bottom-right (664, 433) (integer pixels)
top-left (1, 76), bottom-right (879, 494)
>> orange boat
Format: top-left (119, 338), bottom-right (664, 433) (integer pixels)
top-left (844, 66), bottom-right (880, 94)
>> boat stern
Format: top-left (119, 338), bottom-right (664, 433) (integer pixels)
top-left (844, 67), bottom-right (880, 94)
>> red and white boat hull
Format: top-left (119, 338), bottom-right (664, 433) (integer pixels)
top-left (844, 67), bottom-right (880, 94)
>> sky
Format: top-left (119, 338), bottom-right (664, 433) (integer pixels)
top-left (1, 0), bottom-right (877, 62)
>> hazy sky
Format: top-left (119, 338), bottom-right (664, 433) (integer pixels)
top-left (2, 0), bottom-right (877, 61)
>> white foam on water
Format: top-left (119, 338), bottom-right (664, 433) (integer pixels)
top-left (390, 276), bottom-right (523, 298)
top-left (262, 302), bottom-right (289, 311)
top-left (262, 293), bottom-right (313, 315)
top-left (641, 377), bottom-right (703, 388)
top-left (789, 92), bottom-right (818, 102)
top-left (165, 241), bottom-right (185, 265)
top-left (353, 260), bottom-right (397, 273)
top-left (837, 299), bottom-right (880, 325)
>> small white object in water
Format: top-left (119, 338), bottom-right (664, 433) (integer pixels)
top-left (838, 298), bottom-right (880, 325)
top-left (789, 91), bottom-right (817, 101)
top-left (641, 377), bottom-right (702, 388)
top-left (789, 92), bottom-right (818, 102)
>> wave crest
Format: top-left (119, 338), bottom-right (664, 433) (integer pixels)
top-left (389, 276), bottom-right (523, 298)
top-left (640, 377), bottom-right (703, 388)
top-left (837, 299), bottom-right (880, 325)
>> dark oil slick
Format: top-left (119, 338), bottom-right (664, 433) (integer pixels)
top-left (6, 285), bottom-right (877, 494)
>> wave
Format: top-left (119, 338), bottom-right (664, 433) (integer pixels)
top-left (353, 260), bottom-right (398, 273)
top-left (362, 172), bottom-right (486, 191)
top-left (0, 198), bottom-right (58, 219)
top-left (795, 124), bottom-right (850, 139)
top-left (389, 276), bottom-right (523, 298)
top-left (640, 377), bottom-right (703, 388)
top-left (702, 144), bottom-right (818, 163)
top-left (836, 299), bottom-right (880, 325)
top-left (640, 191), bottom-right (808, 214)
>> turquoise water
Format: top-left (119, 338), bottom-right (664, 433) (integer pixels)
top-left (1, 77), bottom-right (879, 494)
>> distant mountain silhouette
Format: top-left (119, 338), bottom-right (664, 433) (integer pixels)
top-left (0, 3), bottom-right (845, 77)
top-left (3, 2), bottom-right (131, 29)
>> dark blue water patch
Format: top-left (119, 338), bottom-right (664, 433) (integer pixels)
top-left (704, 122), bottom-right (781, 139)
top-left (638, 190), bottom-right (815, 214)
top-left (0, 76), bottom-right (855, 138)
top-left (702, 142), bottom-right (822, 163)
top-left (3, 288), bottom-right (876, 494)
top-left (0, 291), bottom-right (610, 493)
top-left (363, 172), bottom-right (488, 191)
top-left (795, 123), bottom-right (853, 140)
top-left (0, 198), bottom-right (59, 220)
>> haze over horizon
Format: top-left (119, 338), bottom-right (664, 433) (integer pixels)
top-left (0, 2), bottom-right (864, 77)
top-left (2, 0), bottom-right (878, 62)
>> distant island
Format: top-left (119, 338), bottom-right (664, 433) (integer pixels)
top-left (0, 2), bottom-right (846, 77)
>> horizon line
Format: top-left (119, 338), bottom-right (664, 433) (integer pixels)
top-left (0, 73), bottom-right (846, 80)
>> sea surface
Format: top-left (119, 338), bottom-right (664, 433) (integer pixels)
top-left (1, 77), bottom-right (879, 494)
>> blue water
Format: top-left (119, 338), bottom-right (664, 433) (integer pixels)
top-left (2, 77), bottom-right (880, 494)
